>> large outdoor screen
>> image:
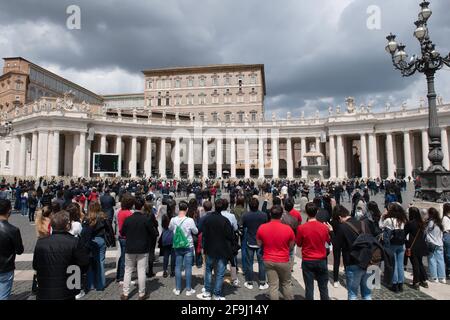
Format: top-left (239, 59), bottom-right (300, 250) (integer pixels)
top-left (92, 153), bottom-right (120, 174)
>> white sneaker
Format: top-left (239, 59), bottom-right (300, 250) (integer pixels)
top-left (439, 279), bottom-right (447, 284)
top-left (131, 280), bottom-right (136, 286)
top-left (259, 283), bottom-right (269, 290)
top-left (75, 290), bottom-right (85, 300)
top-left (244, 282), bottom-right (254, 290)
top-left (197, 292), bottom-right (211, 300)
top-left (173, 288), bottom-right (181, 296)
top-left (433, 279), bottom-right (439, 283)
top-left (213, 295), bottom-right (226, 300)
top-left (232, 279), bottom-right (240, 287)
top-left (333, 282), bottom-right (339, 288)
top-left (201, 287), bottom-right (206, 293)
top-left (186, 289), bottom-right (196, 296)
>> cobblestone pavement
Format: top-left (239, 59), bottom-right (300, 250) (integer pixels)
top-left (7, 185), bottom-right (449, 300)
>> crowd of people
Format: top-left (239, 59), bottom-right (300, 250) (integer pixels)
top-left (0, 176), bottom-right (449, 300)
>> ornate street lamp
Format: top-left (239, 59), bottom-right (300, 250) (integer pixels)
top-left (386, 1), bottom-right (450, 202)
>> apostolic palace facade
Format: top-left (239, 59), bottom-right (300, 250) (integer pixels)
top-left (0, 57), bottom-right (449, 181)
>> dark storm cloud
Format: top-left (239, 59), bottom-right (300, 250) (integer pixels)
top-left (0, 0), bottom-right (449, 114)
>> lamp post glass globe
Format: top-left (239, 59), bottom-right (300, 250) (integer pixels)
top-left (414, 25), bottom-right (427, 40)
top-left (419, 1), bottom-right (432, 20)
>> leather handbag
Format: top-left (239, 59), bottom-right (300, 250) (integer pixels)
top-left (406, 229), bottom-right (420, 257)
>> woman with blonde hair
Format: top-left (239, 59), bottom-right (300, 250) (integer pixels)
top-left (35, 206), bottom-right (52, 239)
top-left (32, 205), bottom-right (52, 294)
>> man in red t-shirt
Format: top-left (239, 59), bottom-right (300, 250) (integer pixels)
top-left (296, 202), bottom-right (333, 300)
top-left (256, 205), bottom-right (295, 300)
top-left (115, 193), bottom-right (135, 283)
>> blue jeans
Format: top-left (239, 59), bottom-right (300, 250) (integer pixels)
top-left (163, 245), bottom-right (175, 273)
top-left (444, 233), bottom-right (450, 277)
top-left (241, 232), bottom-right (248, 272)
top-left (204, 256), bottom-right (227, 297)
top-left (428, 246), bottom-right (446, 280)
top-left (88, 236), bottom-right (106, 290)
top-left (390, 244), bottom-right (405, 284)
top-left (244, 246), bottom-right (266, 283)
top-left (175, 247), bottom-right (194, 291)
top-left (116, 238), bottom-right (126, 281)
top-left (345, 265), bottom-right (372, 300)
top-left (21, 201), bottom-right (28, 216)
top-left (0, 271), bottom-right (14, 300)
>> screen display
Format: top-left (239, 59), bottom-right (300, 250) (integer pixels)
top-left (93, 153), bottom-right (119, 173)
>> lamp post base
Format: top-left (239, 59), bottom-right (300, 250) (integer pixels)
top-left (419, 170), bottom-right (450, 202)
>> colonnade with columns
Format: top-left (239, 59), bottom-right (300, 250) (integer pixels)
top-left (7, 124), bottom-right (450, 180)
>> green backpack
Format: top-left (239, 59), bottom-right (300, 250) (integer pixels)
top-left (173, 218), bottom-right (189, 249)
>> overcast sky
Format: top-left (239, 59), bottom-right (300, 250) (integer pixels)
top-left (1, 0), bottom-right (449, 117)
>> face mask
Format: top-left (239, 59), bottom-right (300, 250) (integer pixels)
top-left (355, 210), bottom-right (364, 220)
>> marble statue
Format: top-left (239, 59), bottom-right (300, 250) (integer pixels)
top-left (287, 111), bottom-right (291, 120)
top-left (336, 105), bottom-right (341, 114)
top-left (345, 97), bottom-right (356, 114)
top-left (301, 111), bottom-right (305, 120)
top-left (437, 96), bottom-right (443, 105)
top-left (402, 101), bottom-right (407, 111)
top-left (189, 112), bottom-right (194, 121)
top-left (328, 106), bottom-right (333, 116)
top-left (315, 110), bottom-right (320, 119)
top-left (272, 112), bottom-right (276, 121)
top-left (360, 104), bottom-right (366, 113)
top-left (367, 102), bottom-right (372, 113)
top-left (385, 103), bottom-right (391, 112)
top-left (132, 108), bottom-right (137, 118)
top-left (162, 110), bottom-right (166, 119)
top-left (244, 112), bottom-right (249, 122)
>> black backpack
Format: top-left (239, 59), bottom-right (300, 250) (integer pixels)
top-left (346, 221), bottom-right (383, 267)
top-left (281, 212), bottom-right (299, 235)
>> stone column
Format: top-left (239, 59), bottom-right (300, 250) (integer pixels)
top-left (360, 134), bottom-right (368, 179)
top-left (386, 133), bottom-right (395, 179)
top-left (159, 138), bottom-right (166, 178)
top-left (202, 137), bottom-right (209, 178)
top-left (258, 137), bottom-right (264, 179)
top-left (230, 137), bottom-right (236, 178)
top-left (244, 138), bottom-right (250, 179)
top-left (216, 137), bottom-right (223, 178)
top-left (78, 132), bottom-right (86, 177)
top-left (129, 136), bottom-right (137, 177)
top-left (301, 137), bottom-right (307, 179)
top-left (421, 129), bottom-right (430, 169)
top-left (315, 137), bottom-right (323, 179)
top-left (403, 131), bottom-right (413, 179)
top-left (329, 135), bottom-right (337, 180)
top-left (100, 135), bottom-right (107, 177)
top-left (52, 131), bottom-right (60, 176)
top-left (441, 128), bottom-right (449, 170)
top-left (37, 130), bottom-right (49, 177)
top-left (11, 135), bottom-right (20, 176)
top-left (286, 137), bottom-right (294, 179)
top-left (19, 135), bottom-right (27, 177)
top-left (30, 131), bottom-right (38, 177)
top-left (145, 137), bottom-right (152, 177)
top-left (188, 138), bottom-right (194, 179)
top-left (368, 133), bottom-right (377, 179)
top-left (116, 136), bottom-right (122, 177)
top-left (174, 137), bottom-right (180, 179)
top-left (336, 135), bottom-right (345, 179)
top-left (272, 136), bottom-right (279, 179)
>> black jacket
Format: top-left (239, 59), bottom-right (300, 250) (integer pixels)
top-left (202, 212), bottom-right (234, 259)
top-left (405, 220), bottom-right (428, 257)
top-left (333, 218), bottom-right (394, 284)
top-left (33, 231), bottom-right (89, 300)
top-left (100, 194), bottom-right (116, 220)
top-left (121, 211), bottom-right (157, 254)
top-left (0, 220), bottom-right (24, 273)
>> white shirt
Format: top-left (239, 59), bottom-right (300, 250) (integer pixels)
top-left (69, 221), bottom-right (82, 237)
top-left (380, 217), bottom-right (405, 230)
top-left (443, 215), bottom-right (450, 233)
